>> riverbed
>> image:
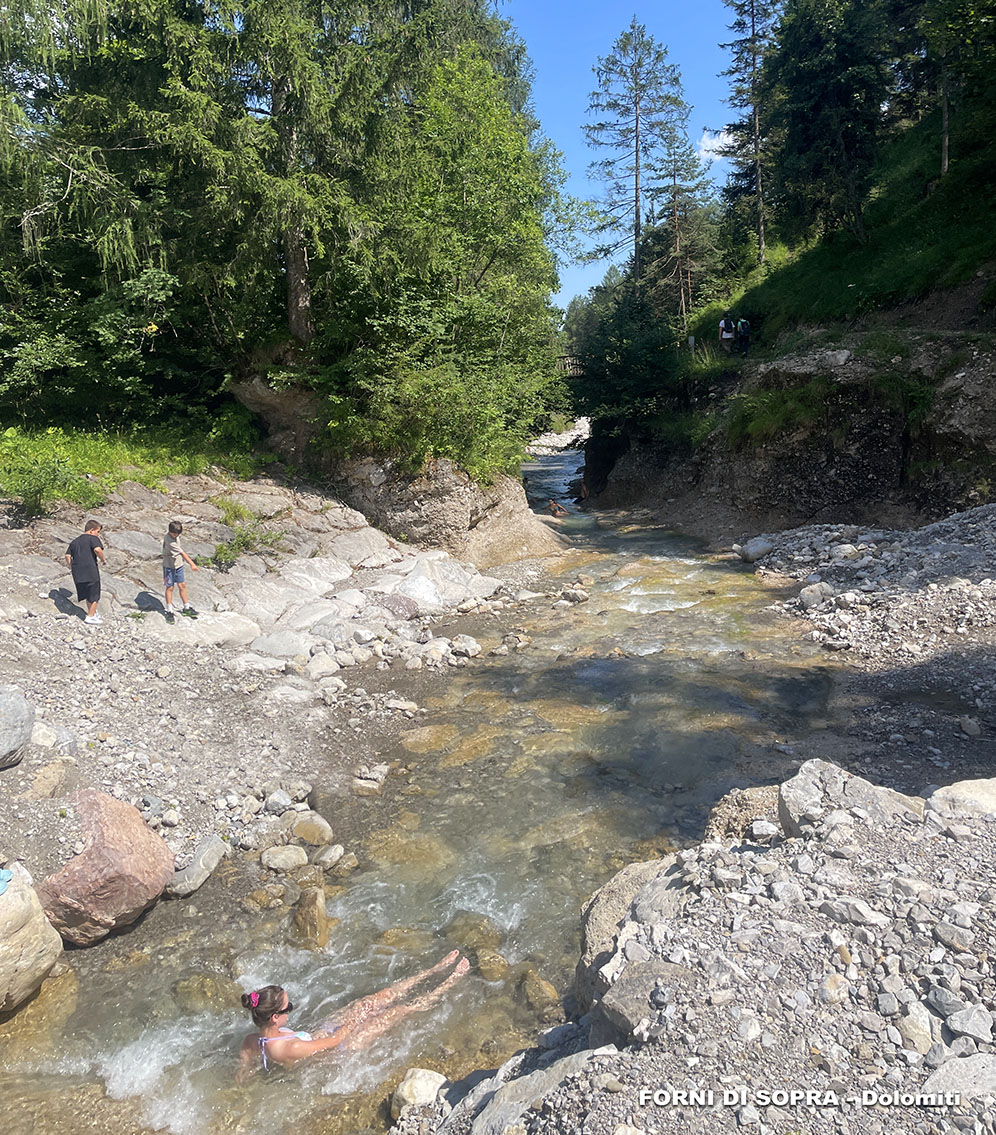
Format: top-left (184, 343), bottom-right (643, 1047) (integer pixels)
top-left (3, 451), bottom-right (838, 1135)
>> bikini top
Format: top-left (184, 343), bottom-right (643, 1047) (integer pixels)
top-left (258, 1028), bottom-right (314, 1070)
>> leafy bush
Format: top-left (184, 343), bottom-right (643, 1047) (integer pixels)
top-left (206, 521), bottom-right (283, 569)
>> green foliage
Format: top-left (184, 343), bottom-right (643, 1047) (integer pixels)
top-left (0, 424), bottom-right (268, 516)
top-left (870, 372), bottom-right (935, 432)
top-left (1, 2), bottom-right (563, 482)
top-left (726, 378), bottom-right (835, 448)
top-left (213, 496), bottom-right (255, 527)
top-left (584, 18), bottom-right (686, 278)
top-left (206, 522), bottom-right (283, 570)
top-left (649, 409), bottom-right (721, 453)
top-left (855, 330), bottom-right (909, 362)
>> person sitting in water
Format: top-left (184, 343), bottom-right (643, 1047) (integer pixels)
top-left (238, 951), bottom-right (469, 1079)
top-left (548, 499), bottom-right (568, 517)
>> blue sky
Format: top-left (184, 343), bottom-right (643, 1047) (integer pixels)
top-left (496, 0), bottom-right (737, 307)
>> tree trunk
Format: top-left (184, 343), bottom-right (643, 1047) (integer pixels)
top-left (633, 95), bottom-right (642, 286)
top-left (284, 227), bottom-right (314, 344)
top-left (272, 75), bottom-right (315, 345)
top-left (940, 63), bottom-right (950, 177)
top-left (750, 3), bottom-right (766, 263)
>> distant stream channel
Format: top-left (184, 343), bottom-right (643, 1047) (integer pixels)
top-left (4, 450), bottom-right (836, 1135)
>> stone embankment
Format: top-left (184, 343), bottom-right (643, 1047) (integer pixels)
top-left (736, 503), bottom-right (996, 678)
top-left (390, 760), bottom-right (996, 1135)
top-left (0, 471), bottom-right (575, 1013)
top-left (588, 329), bottom-right (996, 540)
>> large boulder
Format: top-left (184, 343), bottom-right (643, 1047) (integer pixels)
top-left (0, 685), bottom-right (35, 771)
top-left (0, 864), bottom-right (63, 1013)
top-left (778, 759), bottom-right (923, 838)
top-left (36, 791), bottom-right (175, 945)
top-left (575, 856), bottom-right (677, 1014)
top-left (925, 777), bottom-right (996, 818)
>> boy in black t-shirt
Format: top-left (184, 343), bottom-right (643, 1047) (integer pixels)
top-left (65, 520), bottom-right (107, 625)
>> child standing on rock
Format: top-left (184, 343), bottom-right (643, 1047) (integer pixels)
top-left (162, 520), bottom-right (199, 625)
top-left (66, 519), bottom-right (107, 625)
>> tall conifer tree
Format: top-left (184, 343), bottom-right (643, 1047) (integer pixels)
top-left (584, 18), bottom-right (684, 285)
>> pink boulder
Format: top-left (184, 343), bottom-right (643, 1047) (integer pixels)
top-left (37, 791), bottom-right (175, 945)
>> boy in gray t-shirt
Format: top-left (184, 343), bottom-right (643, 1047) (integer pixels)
top-left (162, 520), bottom-right (200, 624)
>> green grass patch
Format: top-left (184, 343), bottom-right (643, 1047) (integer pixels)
top-left (855, 330), bottom-right (909, 362)
top-left (870, 372), bottom-right (935, 432)
top-left (648, 409), bottom-right (721, 452)
top-left (212, 495), bottom-right (255, 526)
top-left (0, 419), bottom-right (272, 518)
top-left (726, 378), bottom-right (835, 449)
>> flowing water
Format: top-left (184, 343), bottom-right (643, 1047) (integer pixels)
top-left (3, 451), bottom-right (837, 1135)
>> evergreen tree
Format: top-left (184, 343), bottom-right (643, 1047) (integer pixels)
top-left (762, 0), bottom-right (892, 241)
top-left (646, 114), bottom-right (717, 332)
top-left (719, 0), bottom-right (781, 263)
top-left (583, 17), bottom-right (684, 285)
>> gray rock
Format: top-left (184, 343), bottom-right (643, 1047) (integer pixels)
top-left (770, 881), bottom-right (805, 905)
top-left (0, 685), bottom-right (35, 769)
top-left (167, 834), bottom-right (232, 897)
top-left (250, 631), bottom-right (315, 659)
top-left (799, 581), bottom-right (833, 610)
top-left (107, 530), bottom-right (162, 559)
top-left (926, 777), bottom-right (996, 819)
top-left (260, 845), bottom-right (309, 871)
top-left (778, 759), bottom-right (923, 838)
top-left (265, 789), bottom-right (292, 814)
top-left (819, 898), bottom-right (890, 927)
top-left (451, 1049), bottom-right (614, 1135)
top-left (391, 1068), bottom-right (448, 1120)
top-left (946, 1005), bottom-right (993, 1043)
top-left (925, 986), bottom-right (968, 1018)
top-left (897, 1000), bottom-right (934, 1054)
top-left (0, 863), bottom-right (63, 1012)
top-left (934, 921), bottom-right (974, 951)
top-left (739, 538), bottom-right (774, 563)
top-left (919, 1054), bottom-right (996, 1101)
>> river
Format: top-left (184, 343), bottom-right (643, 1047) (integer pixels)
top-left (3, 449), bottom-right (836, 1135)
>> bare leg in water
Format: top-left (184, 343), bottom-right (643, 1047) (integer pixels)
top-left (314, 951), bottom-right (469, 1045)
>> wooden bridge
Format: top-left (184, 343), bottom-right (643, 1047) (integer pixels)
top-left (556, 355), bottom-right (585, 377)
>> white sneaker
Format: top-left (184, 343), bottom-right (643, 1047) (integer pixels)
top-left (84, 615), bottom-right (102, 625)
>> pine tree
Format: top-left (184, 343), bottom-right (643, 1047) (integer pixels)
top-left (762, 0), bottom-right (892, 241)
top-left (583, 18), bottom-right (684, 285)
top-left (719, 0), bottom-right (781, 263)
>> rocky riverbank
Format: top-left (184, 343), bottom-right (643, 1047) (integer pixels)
top-left (0, 470), bottom-right (581, 1010)
top-left (390, 760), bottom-right (996, 1135)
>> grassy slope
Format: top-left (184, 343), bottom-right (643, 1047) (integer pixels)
top-left (691, 109), bottom-right (996, 347)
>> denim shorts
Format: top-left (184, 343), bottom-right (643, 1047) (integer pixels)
top-left (164, 564), bottom-right (185, 587)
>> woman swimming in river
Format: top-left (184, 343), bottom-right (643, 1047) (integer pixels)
top-left (238, 951), bottom-right (469, 1079)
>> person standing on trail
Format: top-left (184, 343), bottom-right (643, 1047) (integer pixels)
top-left (719, 313), bottom-right (736, 354)
top-left (162, 520), bottom-right (200, 625)
top-left (736, 315), bottom-right (751, 358)
top-left (65, 519), bottom-right (107, 625)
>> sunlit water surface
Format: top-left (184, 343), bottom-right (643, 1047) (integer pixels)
top-left (4, 451), bottom-right (834, 1135)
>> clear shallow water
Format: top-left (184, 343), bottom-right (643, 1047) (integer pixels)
top-left (3, 453), bottom-right (835, 1135)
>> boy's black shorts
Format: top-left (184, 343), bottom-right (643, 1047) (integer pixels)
top-left (74, 579), bottom-right (100, 603)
